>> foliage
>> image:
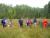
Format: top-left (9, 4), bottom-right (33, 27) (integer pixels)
top-left (0, 1), bottom-right (50, 18)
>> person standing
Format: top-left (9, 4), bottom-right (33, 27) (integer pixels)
top-left (26, 18), bottom-right (32, 27)
top-left (18, 18), bottom-right (23, 27)
top-left (26, 18), bottom-right (30, 26)
top-left (1, 18), bottom-right (7, 28)
top-left (38, 17), bottom-right (42, 28)
top-left (42, 18), bottom-right (48, 28)
top-left (9, 19), bottom-right (13, 27)
top-left (33, 17), bottom-right (37, 27)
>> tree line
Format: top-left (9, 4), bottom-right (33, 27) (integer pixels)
top-left (0, 1), bottom-right (50, 19)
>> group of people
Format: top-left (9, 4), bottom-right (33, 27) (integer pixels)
top-left (18, 17), bottom-right (37, 27)
top-left (1, 17), bottom-right (48, 28)
top-left (18, 17), bottom-right (48, 28)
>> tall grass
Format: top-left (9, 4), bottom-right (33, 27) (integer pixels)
top-left (0, 25), bottom-right (50, 38)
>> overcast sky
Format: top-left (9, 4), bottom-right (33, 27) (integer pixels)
top-left (0, 0), bottom-right (50, 8)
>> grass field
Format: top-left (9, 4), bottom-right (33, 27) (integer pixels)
top-left (0, 19), bottom-right (50, 38)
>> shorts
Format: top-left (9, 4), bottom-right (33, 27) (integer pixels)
top-left (34, 23), bottom-right (36, 26)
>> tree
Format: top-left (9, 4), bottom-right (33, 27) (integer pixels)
top-left (48, 1), bottom-right (50, 18)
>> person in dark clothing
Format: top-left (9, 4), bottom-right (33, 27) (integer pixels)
top-left (33, 17), bottom-right (37, 23)
top-left (33, 17), bottom-right (37, 27)
top-left (1, 19), bottom-right (7, 28)
top-left (18, 18), bottom-right (23, 27)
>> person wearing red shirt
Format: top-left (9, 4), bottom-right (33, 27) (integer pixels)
top-left (42, 18), bottom-right (48, 28)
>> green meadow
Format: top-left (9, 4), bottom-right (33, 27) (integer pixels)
top-left (0, 20), bottom-right (50, 38)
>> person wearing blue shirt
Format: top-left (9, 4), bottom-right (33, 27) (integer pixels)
top-left (33, 17), bottom-right (37, 27)
top-left (1, 18), bottom-right (7, 28)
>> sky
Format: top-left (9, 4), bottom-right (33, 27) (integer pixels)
top-left (0, 0), bottom-right (50, 8)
